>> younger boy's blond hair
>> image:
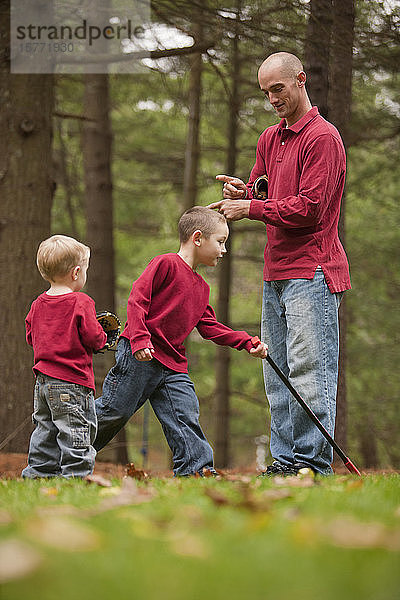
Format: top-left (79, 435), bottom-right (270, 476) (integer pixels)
top-left (178, 206), bottom-right (227, 243)
top-left (37, 235), bottom-right (90, 282)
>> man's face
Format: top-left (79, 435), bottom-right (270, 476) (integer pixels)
top-left (258, 63), bottom-right (304, 126)
top-left (198, 223), bottom-right (229, 267)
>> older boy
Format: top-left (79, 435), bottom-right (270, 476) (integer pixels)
top-left (95, 207), bottom-right (267, 476)
top-left (22, 235), bottom-right (107, 479)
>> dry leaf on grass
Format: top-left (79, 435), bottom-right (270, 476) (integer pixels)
top-left (126, 463), bottom-right (150, 481)
top-left (167, 529), bottom-right (209, 559)
top-left (25, 516), bottom-right (101, 552)
top-left (0, 509), bottom-right (13, 526)
top-left (0, 539), bottom-right (42, 582)
top-left (273, 473), bottom-right (315, 488)
top-left (321, 517), bottom-right (400, 551)
top-left (39, 486), bottom-right (59, 497)
top-left (291, 516), bottom-right (400, 551)
top-left (204, 487), bottom-right (231, 506)
top-left (93, 476), bottom-right (156, 513)
top-left (85, 473), bottom-right (112, 487)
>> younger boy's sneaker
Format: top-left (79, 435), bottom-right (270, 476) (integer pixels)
top-left (259, 460), bottom-right (298, 477)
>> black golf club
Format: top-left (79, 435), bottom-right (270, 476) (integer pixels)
top-left (251, 336), bottom-right (361, 475)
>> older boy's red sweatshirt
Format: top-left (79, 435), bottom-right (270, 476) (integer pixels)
top-left (25, 292), bottom-right (107, 390)
top-left (121, 253), bottom-right (254, 373)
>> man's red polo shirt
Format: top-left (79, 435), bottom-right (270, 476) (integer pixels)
top-left (247, 106), bottom-right (351, 293)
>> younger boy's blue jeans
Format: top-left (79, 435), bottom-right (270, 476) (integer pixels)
top-left (22, 374), bottom-right (97, 478)
top-left (94, 337), bottom-right (214, 476)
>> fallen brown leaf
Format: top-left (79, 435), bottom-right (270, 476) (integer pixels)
top-left (93, 476), bottom-right (156, 513)
top-left (167, 529), bottom-right (209, 559)
top-left (85, 473), bottom-right (112, 487)
top-left (25, 516), bottom-right (101, 552)
top-left (39, 486), bottom-right (59, 497)
top-left (126, 463), bottom-right (150, 481)
top-left (0, 509), bottom-right (13, 525)
top-left (204, 487), bottom-right (231, 506)
top-left (0, 539), bottom-right (42, 583)
top-left (321, 517), bottom-right (400, 551)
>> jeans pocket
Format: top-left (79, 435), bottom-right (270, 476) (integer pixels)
top-left (70, 423), bottom-right (91, 448)
top-left (32, 380), bottom-right (40, 425)
top-left (49, 384), bottom-right (86, 416)
top-left (113, 338), bottom-right (131, 376)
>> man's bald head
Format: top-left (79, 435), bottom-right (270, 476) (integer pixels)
top-left (259, 52), bottom-right (304, 81)
top-left (257, 51), bottom-right (311, 126)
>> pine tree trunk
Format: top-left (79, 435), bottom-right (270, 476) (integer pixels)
top-left (82, 74), bottom-right (128, 464)
top-left (0, 1), bottom-right (54, 451)
top-left (215, 1), bottom-right (241, 468)
top-left (183, 20), bottom-right (203, 211)
top-left (304, 0), bottom-right (333, 119)
top-left (328, 0), bottom-right (355, 458)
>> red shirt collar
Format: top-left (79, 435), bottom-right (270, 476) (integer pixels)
top-left (278, 106), bottom-right (319, 134)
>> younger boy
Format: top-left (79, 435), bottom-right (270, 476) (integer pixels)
top-left (22, 235), bottom-right (107, 479)
top-left (95, 207), bottom-right (267, 476)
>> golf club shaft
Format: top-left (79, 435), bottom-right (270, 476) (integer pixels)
top-left (251, 337), bottom-right (361, 475)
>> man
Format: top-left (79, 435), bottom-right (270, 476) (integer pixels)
top-left (208, 52), bottom-right (351, 475)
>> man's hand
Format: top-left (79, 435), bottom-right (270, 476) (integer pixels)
top-left (207, 198), bottom-right (251, 221)
top-left (215, 174), bottom-right (247, 199)
top-left (249, 340), bottom-right (268, 359)
top-left (208, 174), bottom-right (251, 221)
top-left (134, 348), bottom-right (154, 361)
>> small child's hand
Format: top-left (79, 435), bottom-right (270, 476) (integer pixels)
top-left (134, 348), bottom-right (155, 361)
top-left (249, 340), bottom-right (268, 359)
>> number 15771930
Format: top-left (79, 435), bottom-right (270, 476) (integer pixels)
top-left (19, 42), bottom-right (74, 53)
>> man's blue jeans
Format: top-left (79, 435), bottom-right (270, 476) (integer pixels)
top-left (94, 337), bottom-right (214, 476)
top-left (261, 269), bottom-right (343, 474)
top-left (22, 374), bottom-right (97, 478)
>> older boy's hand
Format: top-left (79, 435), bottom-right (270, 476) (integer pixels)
top-left (249, 341), bottom-right (268, 359)
top-left (134, 348), bottom-right (154, 361)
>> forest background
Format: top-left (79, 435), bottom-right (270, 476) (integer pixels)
top-left (0, 0), bottom-right (399, 473)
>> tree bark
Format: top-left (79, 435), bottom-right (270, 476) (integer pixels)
top-left (0, 1), bottom-right (54, 451)
top-left (328, 0), bottom-right (355, 458)
top-left (183, 20), bottom-right (203, 210)
top-left (215, 0), bottom-right (241, 468)
top-left (82, 73), bottom-right (128, 464)
top-left (304, 0), bottom-right (333, 119)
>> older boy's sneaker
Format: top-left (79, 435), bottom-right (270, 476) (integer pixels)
top-left (259, 460), bottom-right (298, 477)
top-left (199, 467), bottom-right (220, 477)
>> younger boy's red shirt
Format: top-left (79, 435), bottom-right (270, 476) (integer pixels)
top-left (25, 292), bottom-right (107, 390)
top-left (121, 253), bottom-right (254, 373)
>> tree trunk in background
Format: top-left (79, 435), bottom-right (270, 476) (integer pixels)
top-left (82, 74), bottom-right (128, 464)
top-left (215, 1), bottom-right (241, 468)
top-left (328, 0), bottom-right (355, 461)
top-left (304, 0), bottom-right (332, 119)
top-left (183, 20), bottom-right (203, 211)
top-left (0, 1), bottom-right (54, 451)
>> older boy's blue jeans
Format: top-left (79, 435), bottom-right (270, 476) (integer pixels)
top-left (261, 269), bottom-right (343, 475)
top-left (22, 374), bottom-right (97, 479)
top-left (94, 337), bottom-right (214, 476)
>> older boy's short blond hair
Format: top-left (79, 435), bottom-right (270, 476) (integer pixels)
top-left (37, 235), bottom-right (90, 282)
top-left (178, 206), bottom-right (227, 243)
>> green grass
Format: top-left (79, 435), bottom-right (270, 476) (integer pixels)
top-left (1, 474), bottom-right (399, 600)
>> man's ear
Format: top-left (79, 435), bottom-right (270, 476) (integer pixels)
top-left (192, 230), bottom-right (203, 246)
top-left (297, 71), bottom-right (306, 87)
